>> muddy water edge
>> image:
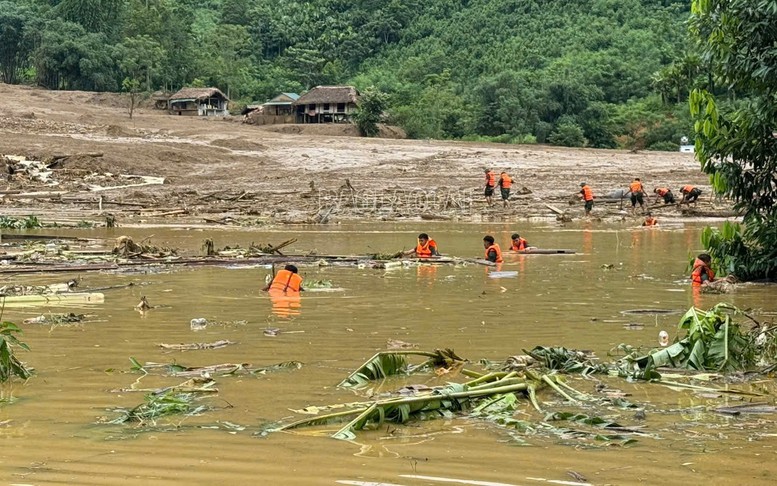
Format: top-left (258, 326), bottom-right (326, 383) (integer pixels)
top-left (1, 221), bottom-right (775, 485)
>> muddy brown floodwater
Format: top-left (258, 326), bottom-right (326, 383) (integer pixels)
top-left (1, 221), bottom-right (776, 485)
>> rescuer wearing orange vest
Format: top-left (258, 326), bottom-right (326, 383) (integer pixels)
top-left (628, 178), bottom-right (648, 213)
top-left (691, 253), bottom-right (715, 287)
top-left (642, 212), bottom-right (657, 226)
top-left (579, 182), bottom-right (594, 216)
top-left (484, 169), bottom-right (496, 207)
top-left (680, 185), bottom-right (702, 205)
top-left (653, 187), bottom-right (676, 204)
top-left (483, 235), bottom-right (503, 263)
top-left (262, 264), bottom-right (305, 293)
top-left (510, 233), bottom-right (528, 251)
top-left (404, 233), bottom-right (439, 258)
top-left (498, 171), bottom-right (514, 208)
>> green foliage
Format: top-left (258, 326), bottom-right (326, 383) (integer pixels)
top-left (110, 391), bottom-right (208, 424)
top-left (352, 86), bottom-right (388, 137)
top-left (548, 120), bottom-right (586, 147)
top-left (0, 215), bottom-right (42, 229)
top-left (0, 321), bottom-right (32, 383)
top-left (689, 0), bottom-right (777, 281)
top-left (625, 304), bottom-right (757, 374)
top-left (3, 0), bottom-right (693, 146)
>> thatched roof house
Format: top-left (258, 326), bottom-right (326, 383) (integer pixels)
top-left (168, 87), bottom-right (229, 116)
top-left (293, 86), bottom-right (359, 123)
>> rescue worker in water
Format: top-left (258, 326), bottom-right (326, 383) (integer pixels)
top-left (404, 233), bottom-right (439, 258)
top-left (510, 233), bottom-right (528, 251)
top-left (483, 235), bottom-right (503, 263)
top-left (691, 253), bottom-right (715, 287)
top-left (262, 264), bottom-right (305, 292)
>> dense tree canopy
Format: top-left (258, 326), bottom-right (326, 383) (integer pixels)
top-left (0, 0), bottom-right (699, 148)
top-left (690, 0), bottom-right (777, 281)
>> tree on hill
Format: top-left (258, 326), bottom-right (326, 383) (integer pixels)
top-left (353, 86), bottom-right (388, 137)
top-left (689, 0), bottom-right (777, 280)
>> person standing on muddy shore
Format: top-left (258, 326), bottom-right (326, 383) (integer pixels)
top-left (628, 178), bottom-right (647, 214)
top-left (579, 182), bottom-right (594, 217)
top-left (498, 171), bottom-right (513, 208)
top-left (484, 169), bottom-right (496, 207)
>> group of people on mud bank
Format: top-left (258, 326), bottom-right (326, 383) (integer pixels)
top-left (576, 179), bottom-right (703, 218)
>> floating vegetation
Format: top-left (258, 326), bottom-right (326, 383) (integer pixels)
top-left (301, 279), bottom-right (334, 289)
top-left (22, 313), bottom-right (85, 325)
top-left (268, 305), bottom-right (777, 446)
top-left (618, 304), bottom-right (770, 375)
top-left (0, 215), bottom-right (42, 229)
top-left (0, 322), bottom-right (32, 383)
top-left (108, 391), bottom-right (209, 425)
top-left (128, 358), bottom-right (302, 378)
top-left (337, 349), bottom-right (465, 388)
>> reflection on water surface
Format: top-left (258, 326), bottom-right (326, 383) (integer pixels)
top-left (1, 221), bottom-right (776, 485)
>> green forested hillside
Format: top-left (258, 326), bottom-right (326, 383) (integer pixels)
top-left (0, 0), bottom-right (700, 148)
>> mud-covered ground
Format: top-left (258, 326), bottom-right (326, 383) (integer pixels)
top-left (0, 83), bottom-right (729, 226)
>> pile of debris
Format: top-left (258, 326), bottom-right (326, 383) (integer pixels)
top-left (113, 236), bottom-right (177, 259)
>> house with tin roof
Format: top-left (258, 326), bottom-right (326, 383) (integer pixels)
top-left (168, 87), bottom-right (229, 116)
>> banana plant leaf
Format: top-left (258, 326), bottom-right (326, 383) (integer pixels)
top-left (337, 349), bottom-right (465, 388)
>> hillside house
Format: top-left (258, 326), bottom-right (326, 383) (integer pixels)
top-left (263, 92), bottom-right (300, 116)
top-left (168, 87), bottom-right (229, 116)
top-left (293, 86), bottom-right (359, 123)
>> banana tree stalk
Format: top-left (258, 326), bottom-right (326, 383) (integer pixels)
top-left (541, 374), bottom-right (579, 403)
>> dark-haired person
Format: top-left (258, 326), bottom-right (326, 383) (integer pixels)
top-left (509, 233), bottom-right (528, 251)
top-left (691, 253), bottom-right (715, 287)
top-left (498, 171), bottom-right (514, 208)
top-left (629, 178), bottom-right (647, 213)
top-left (263, 264), bottom-right (304, 292)
top-left (404, 233), bottom-right (439, 258)
top-left (653, 187), bottom-right (676, 204)
top-left (679, 185), bottom-right (702, 205)
top-left (483, 235), bottom-right (503, 263)
top-left (579, 182), bottom-right (594, 216)
top-left (484, 169), bottom-right (496, 207)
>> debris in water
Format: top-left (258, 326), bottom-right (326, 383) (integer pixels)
top-left (190, 318), bottom-right (208, 330)
top-left (658, 330), bottom-right (669, 347)
top-left (488, 271), bottom-right (518, 279)
top-left (158, 340), bottom-right (236, 351)
top-left (22, 312), bottom-right (85, 325)
top-left (386, 338), bottom-right (419, 350)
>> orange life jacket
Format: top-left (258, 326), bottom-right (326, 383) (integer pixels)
top-left (415, 239), bottom-right (438, 258)
top-left (500, 173), bottom-right (512, 189)
top-left (629, 181), bottom-right (643, 193)
top-left (485, 171), bottom-right (496, 187)
top-left (581, 185), bottom-right (594, 201)
top-left (691, 258), bottom-right (715, 287)
top-left (485, 243), bottom-right (503, 263)
top-left (656, 187), bottom-right (669, 196)
top-left (510, 238), bottom-right (527, 251)
top-left (681, 185), bottom-right (695, 194)
top-left (643, 217), bottom-right (657, 226)
top-left (269, 269), bottom-right (303, 293)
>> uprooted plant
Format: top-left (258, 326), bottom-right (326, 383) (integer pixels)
top-left (0, 321), bottom-right (32, 385)
top-left (268, 304), bottom-right (775, 445)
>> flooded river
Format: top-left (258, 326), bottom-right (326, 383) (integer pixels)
top-left (1, 221), bottom-right (775, 485)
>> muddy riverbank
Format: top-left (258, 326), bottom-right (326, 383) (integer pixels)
top-left (0, 83), bottom-right (733, 228)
